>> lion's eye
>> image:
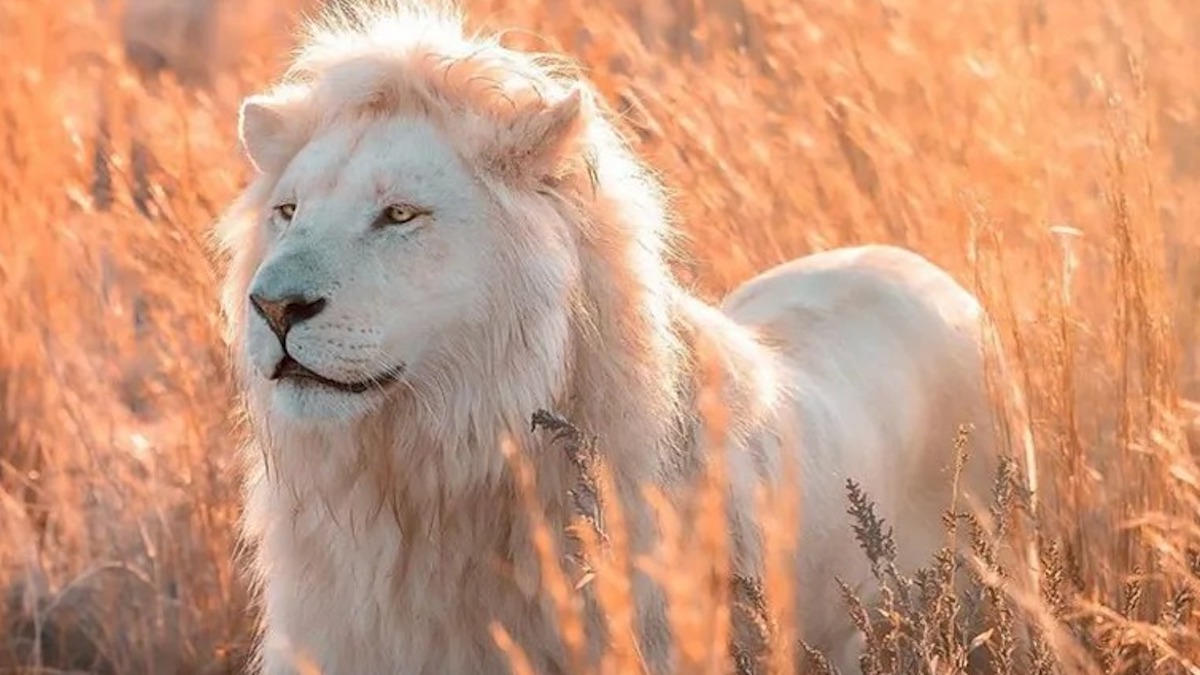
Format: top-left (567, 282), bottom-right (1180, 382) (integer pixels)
top-left (275, 203), bottom-right (296, 221)
top-left (378, 204), bottom-right (425, 227)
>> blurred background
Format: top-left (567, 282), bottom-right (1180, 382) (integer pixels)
top-left (1, 0), bottom-right (1198, 672)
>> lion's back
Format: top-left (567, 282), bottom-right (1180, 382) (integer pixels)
top-left (722, 244), bottom-right (984, 339)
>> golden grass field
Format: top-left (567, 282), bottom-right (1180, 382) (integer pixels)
top-left (1, 0), bottom-right (1199, 672)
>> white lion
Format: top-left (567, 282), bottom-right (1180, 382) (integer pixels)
top-left (216, 2), bottom-right (1008, 673)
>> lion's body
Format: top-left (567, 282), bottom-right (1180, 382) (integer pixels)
top-left (217, 3), bottom-right (1003, 674)
top-left (717, 245), bottom-right (999, 666)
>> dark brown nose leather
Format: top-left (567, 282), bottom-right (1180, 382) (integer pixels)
top-left (249, 293), bottom-right (328, 343)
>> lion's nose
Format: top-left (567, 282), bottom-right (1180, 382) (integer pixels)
top-left (249, 292), bottom-right (328, 342)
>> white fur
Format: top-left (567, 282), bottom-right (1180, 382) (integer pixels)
top-left (216, 2), bottom-right (1003, 673)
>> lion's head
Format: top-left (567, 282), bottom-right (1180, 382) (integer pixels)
top-left (217, 3), bottom-right (643, 425)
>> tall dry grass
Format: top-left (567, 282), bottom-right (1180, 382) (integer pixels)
top-left (0, 0), bottom-right (1197, 672)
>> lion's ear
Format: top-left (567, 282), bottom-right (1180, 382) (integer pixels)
top-left (482, 86), bottom-right (589, 183)
top-left (238, 88), bottom-right (311, 175)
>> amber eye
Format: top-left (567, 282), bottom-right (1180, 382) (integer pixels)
top-left (275, 203), bottom-right (296, 221)
top-left (378, 203), bottom-right (426, 227)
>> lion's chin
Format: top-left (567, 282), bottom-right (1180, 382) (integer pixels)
top-left (269, 377), bottom-right (391, 424)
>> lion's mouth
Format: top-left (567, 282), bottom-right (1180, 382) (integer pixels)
top-left (269, 355), bottom-right (402, 394)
